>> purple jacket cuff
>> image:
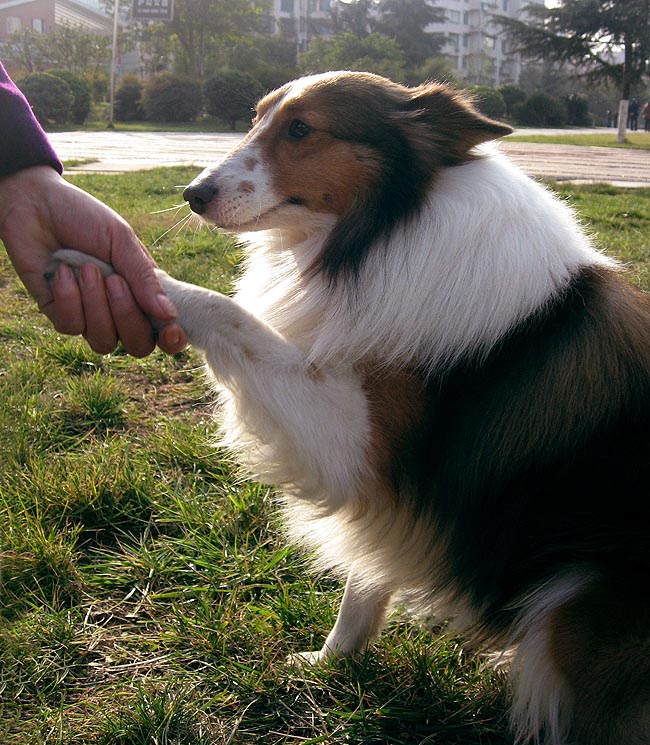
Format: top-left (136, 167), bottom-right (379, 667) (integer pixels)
top-left (0, 61), bottom-right (63, 177)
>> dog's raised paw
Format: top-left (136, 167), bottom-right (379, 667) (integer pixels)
top-left (45, 249), bottom-right (115, 281)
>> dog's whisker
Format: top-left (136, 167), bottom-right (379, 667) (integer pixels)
top-left (151, 203), bottom-right (188, 215)
top-left (153, 212), bottom-right (194, 245)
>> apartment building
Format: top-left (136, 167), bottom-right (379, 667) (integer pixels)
top-left (430, 0), bottom-right (544, 85)
top-left (267, 0), bottom-right (543, 85)
top-left (268, 0), bottom-right (332, 51)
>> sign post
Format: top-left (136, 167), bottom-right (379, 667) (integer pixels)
top-left (108, 0), bottom-right (120, 128)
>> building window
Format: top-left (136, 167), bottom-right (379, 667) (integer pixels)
top-left (32, 18), bottom-right (44, 33)
top-left (280, 0), bottom-right (294, 13)
top-left (447, 9), bottom-right (461, 23)
top-left (319, 0), bottom-right (330, 10)
top-left (447, 32), bottom-right (460, 52)
top-left (463, 33), bottom-right (469, 48)
top-left (483, 35), bottom-right (496, 49)
top-left (6, 16), bottom-right (22, 33)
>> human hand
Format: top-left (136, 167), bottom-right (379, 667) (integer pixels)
top-left (0, 166), bottom-right (186, 357)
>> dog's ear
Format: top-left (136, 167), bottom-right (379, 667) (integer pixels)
top-left (405, 82), bottom-right (513, 161)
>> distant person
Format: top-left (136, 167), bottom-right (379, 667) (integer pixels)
top-left (0, 60), bottom-right (186, 357)
top-left (628, 98), bottom-right (640, 131)
top-left (643, 101), bottom-right (650, 132)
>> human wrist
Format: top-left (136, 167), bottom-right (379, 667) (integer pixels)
top-left (0, 166), bottom-right (60, 238)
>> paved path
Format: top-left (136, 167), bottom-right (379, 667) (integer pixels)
top-left (49, 128), bottom-right (650, 187)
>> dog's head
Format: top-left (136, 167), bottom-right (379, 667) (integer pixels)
top-left (184, 71), bottom-right (512, 277)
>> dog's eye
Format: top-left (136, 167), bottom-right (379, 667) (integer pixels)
top-left (288, 119), bottom-right (311, 140)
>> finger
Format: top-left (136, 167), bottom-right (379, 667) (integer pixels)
top-left (78, 263), bottom-right (118, 355)
top-left (156, 323), bottom-right (188, 355)
top-left (106, 274), bottom-right (156, 358)
top-left (107, 224), bottom-right (178, 323)
top-left (52, 263), bottom-right (85, 335)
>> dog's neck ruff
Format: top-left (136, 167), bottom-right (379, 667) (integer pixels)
top-left (235, 147), bottom-right (614, 376)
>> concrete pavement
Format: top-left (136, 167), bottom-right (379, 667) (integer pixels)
top-left (48, 127), bottom-right (650, 187)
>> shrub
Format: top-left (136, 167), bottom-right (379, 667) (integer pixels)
top-left (497, 83), bottom-right (527, 118)
top-left (114, 74), bottom-right (144, 121)
top-left (565, 93), bottom-right (592, 127)
top-left (18, 72), bottom-right (74, 125)
top-left (141, 73), bottom-right (202, 123)
top-left (203, 71), bottom-right (264, 130)
top-left (469, 85), bottom-right (506, 120)
top-left (514, 93), bottom-right (568, 127)
top-left (88, 72), bottom-right (109, 103)
top-left (48, 69), bottom-right (92, 124)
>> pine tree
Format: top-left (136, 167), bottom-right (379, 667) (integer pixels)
top-left (497, 0), bottom-right (650, 141)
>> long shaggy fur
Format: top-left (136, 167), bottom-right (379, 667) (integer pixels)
top-left (55, 71), bottom-right (650, 745)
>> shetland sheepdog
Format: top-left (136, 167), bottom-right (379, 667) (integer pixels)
top-left (55, 72), bottom-right (650, 745)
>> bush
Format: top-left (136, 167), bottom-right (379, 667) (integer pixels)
top-left (114, 74), bottom-right (144, 121)
top-left (18, 72), bottom-right (74, 125)
top-left (469, 85), bottom-right (506, 120)
top-left (497, 83), bottom-right (527, 118)
top-left (48, 69), bottom-right (92, 124)
top-left (565, 94), bottom-right (592, 127)
top-left (88, 72), bottom-right (109, 103)
top-left (203, 71), bottom-right (264, 130)
top-left (141, 73), bottom-right (202, 123)
top-left (514, 93), bottom-right (568, 127)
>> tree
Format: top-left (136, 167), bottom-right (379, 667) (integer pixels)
top-left (330, 0), bottom-right (373, 36)
top-left (299, 31), bottom-right (406, 80)
top-left (373, 0), bottom-right (445, 67)
top-left (497, 0), bottom-right (650, 142)
top-left (138, 0), bottom-right (267, 79)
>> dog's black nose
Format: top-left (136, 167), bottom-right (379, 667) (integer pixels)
top-left (184, 181), bottom-right (217, 215)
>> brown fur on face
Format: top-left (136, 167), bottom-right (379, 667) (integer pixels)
top-left (250, 72), bottom-right (512, 278)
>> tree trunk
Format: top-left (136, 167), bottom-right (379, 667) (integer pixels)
top-left (618, 33), bottom-right (633, 144)
top-left (617, 99), bottom-right (629, 144)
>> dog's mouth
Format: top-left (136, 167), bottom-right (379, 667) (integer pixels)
top-left (217, 197), bottom-right (306, 232)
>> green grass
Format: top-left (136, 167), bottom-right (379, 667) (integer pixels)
top-left (1, 169), bottom-right (649, 744)
top-left (507, 131), bottom-right (650, 149)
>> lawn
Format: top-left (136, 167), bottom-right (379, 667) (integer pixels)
top-left (507, 130), bottom-right (650, 150)
top-left (1, 169), bottom-right (649, 744)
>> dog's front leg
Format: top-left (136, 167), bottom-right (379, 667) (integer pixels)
top-left (156, 272), bottom-right (371, 506)
top-left (292, 569), bottom-right (392, 666)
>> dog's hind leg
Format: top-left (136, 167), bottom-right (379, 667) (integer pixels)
top-left (513, 572), bottom-right (650, 745)
top-left (291, 569), bottom-right (391, 666)
top-left (548, 575), bottom-right (650, 745)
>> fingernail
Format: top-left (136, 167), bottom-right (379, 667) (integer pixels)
top-left (57, 263), bottom-right (74, 283)
top-left (79, 263), bottom-right (99, 289)
top-left (156, 293), bottom-right (177, 319)
top-left (167, 329), bottom-right (182, 346)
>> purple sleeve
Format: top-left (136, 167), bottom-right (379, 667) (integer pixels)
top-left (0, 61), bottom-right (63, 177)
